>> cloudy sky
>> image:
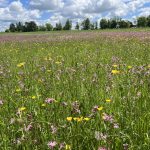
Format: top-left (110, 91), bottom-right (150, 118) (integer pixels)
top-left (0, 0), bottom-right (150, 31)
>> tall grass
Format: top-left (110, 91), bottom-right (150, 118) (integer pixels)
top-left (0, 33), bottom-right (150, 150)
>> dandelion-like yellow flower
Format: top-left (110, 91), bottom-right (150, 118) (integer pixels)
top-left (73, 117), bottom-right (77, 121)
top-left (106, 99), bottom-right (111, 102)
top-left (32, 96), bottom-right (36, 99)
top-left (17, 62), bottom-right (25, 67)
top-left (83, 117), bottom-right (90, 121)
top-left (66, 117), bottom-right (73, 121)
top-left (128, 66), bottom-right (132, 69)
top-left (19, 107), bottom-right (26, 111)
top-left (55, 61), bottom-right (62, 65)
top-left (65, 145), bottom-right (71, 150)
top-left (97, 106), bottom-right (103, 111)
top-left (47, 70), bottom-right (51, 73)
top-left (77, 117), bottom-right (83, 122)
top-left (112, 64), bottom-right (118, 68)
top-left (16, 88), bottom-right (21, 92)
top-left (111, 70), bottom-right (120, 74)
top-left (41, 104), bottom-right (46, 107)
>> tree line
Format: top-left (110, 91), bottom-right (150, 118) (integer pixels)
top-left (5, 16), bottom-right (150, 32)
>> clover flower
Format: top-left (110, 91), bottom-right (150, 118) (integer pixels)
top-left (47, 141), bottom-right (57, 149)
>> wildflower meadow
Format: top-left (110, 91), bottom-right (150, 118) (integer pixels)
top-left (0, 30), bottom-right (150, 150)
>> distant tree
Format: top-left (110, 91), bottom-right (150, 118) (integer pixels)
top-left (147, 15), bottom-right (150, 27)
top-left (110, 19), bottom-right (117, 28)
top-left (119, 20), bottom-right (130, 28)
top-left (24, 21), bottom-right (38, 32)
top-left (90, 23), bottom-right (95, 30)
top-left (107, 20), bottom-right (111, 28)
top-left (128, 21), bottom-right (134, 28)
top-left (5, 29), bottom-right (10, 33)
top-left (46, 23), bottom-right (53, 31)
top-left (9, 23), bottom-right (16, 32)
top-left (63, 19), bottom-right (72, 30)
top-left (38, 25), bottom-right (47, 31)
top-left (82, 18), bottom-right (91, 30)
top-left (95, 22), bottom-right (98, 29)
top-left (100, 19), bottom-right (108, 29)
top-left (137, 16), bottom-right (147, 27)
top-left (16, 22), bottom-right (23, 32)
top-left (55, 22), bottom-right (62, 30)
top-left (30, 21), bottom-right (38, 31)
top-left (75, 22), bottom-right (80, 30)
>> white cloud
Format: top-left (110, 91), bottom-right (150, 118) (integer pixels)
top-left (30, 0), bottom-right (64, 10)
top-left (139, 7), bottom-right (150, 16)
top-left (0, 0), bottom-right (150, 31)
top-left (0, 1), bottom-right (41, 22)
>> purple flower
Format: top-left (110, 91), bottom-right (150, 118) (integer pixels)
top-left (45, 98), bottom-right (55, 104)
top-left (51, 125), bottom-right (57, 134)
top-left (102, 113), bottom-right (114, 123)
top-left (47, 141), bottom-right (57, 149)
top-left (98, 147), bottom-right (108, 150)
top-left (59, 142), bottom-right (65, 150)
top-left (113, 123), bottom-right (119, 128)
top-left (25, 124), bottom-right (33, 131)
top-left (92, 105), bottom-right (99, 113)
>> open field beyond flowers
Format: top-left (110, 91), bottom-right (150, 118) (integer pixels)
top-left (0, 30), bottom-right (150, 150)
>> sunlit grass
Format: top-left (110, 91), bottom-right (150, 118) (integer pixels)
top-left (0, 31), bottom-right (150, 150)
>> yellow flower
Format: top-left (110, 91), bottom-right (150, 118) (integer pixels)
top-left (77, 117), bottom-right (83, 122)
top-left (148, 65), bottom-right (150, 68)
top-left (47, 70), bottom-right (51, 72)
top-left (17, 62), bottom-right (25, 67)
top-left (111, 70), bottom-right (120, 74)
top-left (97, 106), bottom-right (103, 111)
top-left (83, 117), bottom-right (90, 121)
top-left (16, 88), bottom-right (21, 92)
top-left (65, 145), bottom-right (71, 150)
top-left (32, 96), bottom-right (36, 99)
top-left (73, 117), bottom-right (78, 121)
top-left (19, 107), bottom-right (26, 111)
top-left (106, 99), bottom-right (111, 102)
top-left (73, 117), bottom-right (83, 122)
top-left (55, 61), bottom-right (62, 65)
top-left (128, 66), bottom-right (132, 69)
top-left (41, 104), bottom-right (46, 107)
top-left (66, 117), bottom-right (73, 121)
top-left (112, 64), bottom-right (118, 68)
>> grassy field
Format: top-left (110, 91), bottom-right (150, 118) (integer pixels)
top-left (0, 30), bottom-right (150, 150)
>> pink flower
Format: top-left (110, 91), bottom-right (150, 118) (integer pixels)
top-left (102, 113), bottom-right (114, 123)
top-left (113, 123), bottom-right (119, 128)
top-left (92, 105), bottom-right (99, 113)
top-left (98, 147), bottom-right (108, 150)
top-left (47, 141), bottom-right (57, 149)
top-left (45, 98), bottom-right (55, 104)
top-left (59, 142), bottom-right (65, 150)
top-left (25, 124), bottom-right (33, 131)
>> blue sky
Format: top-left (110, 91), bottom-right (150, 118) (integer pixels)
top-left (0, 0), bottom-right (150, 31)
